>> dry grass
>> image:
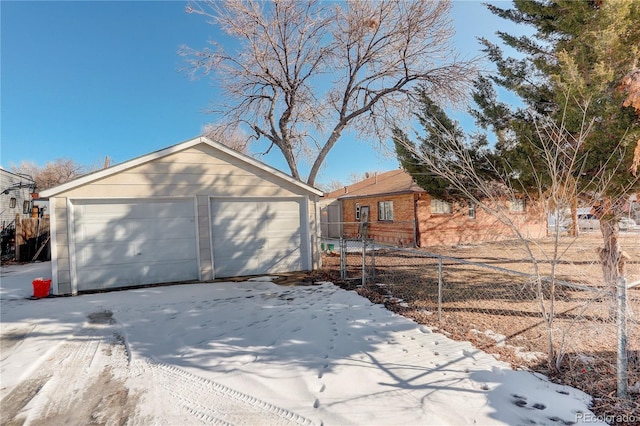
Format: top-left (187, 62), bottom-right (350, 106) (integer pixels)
top-left (321, 233), bottom-right (640, 424)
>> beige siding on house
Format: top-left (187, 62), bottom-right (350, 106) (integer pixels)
top-left (60, 145), bottom-right (304, 199)
top-left (309, 197), bottom-right (321, 269)
top-left (53, 198), bottom-right (72, 295)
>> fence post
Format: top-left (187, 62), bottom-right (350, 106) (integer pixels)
top-left (340, 238), bottom-right (345, 281)
top-left (617, 276), bottom-right (628, 399)
top-left (371, 239), bottom-right (376, 282)
top-left (438, 256), bottom-right (443, 322)
top-left (361, 238), bottom-right (367, 287)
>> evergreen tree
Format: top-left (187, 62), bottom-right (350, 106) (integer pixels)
top-left (475, 0), bottom-right (640, 201)
top-left (398, 0), bottom-right (639, 289)
top-left (393, 88), bottom-right (497, 201)
top-left (475, 0), bottom-right (640, 288)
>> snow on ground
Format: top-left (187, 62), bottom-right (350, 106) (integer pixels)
top-left (1, 262), bottom-right (606, 425)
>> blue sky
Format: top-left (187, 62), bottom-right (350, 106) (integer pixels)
top-left (1, 1), bottom-right (520, 187)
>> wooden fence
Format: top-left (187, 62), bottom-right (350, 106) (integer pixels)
top-left (15, 214), bottom-right (50, 262)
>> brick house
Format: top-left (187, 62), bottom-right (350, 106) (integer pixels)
top-left (322, 169), bottom-right (547, 247)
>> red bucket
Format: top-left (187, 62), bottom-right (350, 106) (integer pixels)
top-left (32, 278), bottom-right (51, 298)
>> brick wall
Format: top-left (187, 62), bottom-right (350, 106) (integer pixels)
top-left (416, 194), bottom-right (547, 247)
top-left (341, 193), bottom-right (417, 246)
top-left (337, 192), bottom-right (548, 248)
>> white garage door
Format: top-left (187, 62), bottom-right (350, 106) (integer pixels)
top-left (72, 199), bottom-right (199, 291)
top-left (210, 199), bottom-right (308, 277)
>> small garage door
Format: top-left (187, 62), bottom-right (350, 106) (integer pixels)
top-left (72, 199), bottom-right (199, 291)
top-left (210, 199), bottom-right (308, 277)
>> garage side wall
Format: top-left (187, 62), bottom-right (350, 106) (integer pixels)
top-left (309, 196), bottom-right (321, 269)
top-left (52, 197), bottom-right (73, 295)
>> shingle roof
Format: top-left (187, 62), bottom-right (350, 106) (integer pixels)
top-left (324, 169), bottom-right (425, 199)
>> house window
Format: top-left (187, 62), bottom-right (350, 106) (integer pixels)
top-left (23, 200), bottom-right (31, 214)
top-left (468, 202), bottom-right (476, 219)
top-left (9, 197), bottom-right (16, 209)
top-left (431, 199), bottom-right (451, 214)
top-left (510, 199), bottom-right (525, 213)
top-left (378, 201), bottom-right (393, 221)
top-left (355, 203), bottom-right (361, 221)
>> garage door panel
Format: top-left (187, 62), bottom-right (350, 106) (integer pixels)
top-left (76, 218), bottom-right (195, 243)
top-left (211, 199), bottom-right (307, 277)
top-left (213, 248), bottom-right (300, 277)
top-left (77, 259), bottom-right (197, 290)
top-left (75, 242), bottom-right (136, 267)
top-left (77, 202), bottom-right (194, 220)
top-left (213, 254), bottom-right (263, 277)
top-left (75, 236), bottom-right (196, 268)
top-left (215, 237), bottom-right (267, 253)
top-left (72, 199), bottom-right (198, 291)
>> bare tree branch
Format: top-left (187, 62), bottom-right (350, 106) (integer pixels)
top-left (10, 159), bottom-right (92, 191)
top-left (182, 0), bottom-right (478, 185)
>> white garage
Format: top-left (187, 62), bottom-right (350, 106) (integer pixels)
top-left (40, 137), bottom-right (323, 295)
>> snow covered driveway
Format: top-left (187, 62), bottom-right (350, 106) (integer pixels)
top-left (1, 262), bottom-right (604, 425)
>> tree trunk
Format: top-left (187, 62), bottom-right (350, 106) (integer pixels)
top-left (277, 138), bottom-right (301, 182)
top-left (598, 217), bottom-right (623, 289)
top-left (307, 123), bottom-right (346, 186)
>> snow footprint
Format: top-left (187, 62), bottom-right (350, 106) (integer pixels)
top-left (511, 394), bottom-right (547, 410)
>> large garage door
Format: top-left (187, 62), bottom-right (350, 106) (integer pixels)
top-left (210, 199), bottom-right (307, 277)
top-left (72, 199), bottom-right (199, 291)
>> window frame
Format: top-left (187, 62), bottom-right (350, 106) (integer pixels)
top-left (355, 203), bottom-right (361, 221)
top-left (430, 198), bottom-right (452, 214)
top-left (377, 200), bottom-right (394, 221)
top-left (468, 201), bottom-right (476, 219)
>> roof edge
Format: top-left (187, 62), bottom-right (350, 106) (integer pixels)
top-left (0, 168), bottom-right (36, 182)
top-left (336, 189), bottom-right (423, 200)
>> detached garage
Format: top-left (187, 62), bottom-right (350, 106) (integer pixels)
top-left (40, 137), bottom-right (323, 295)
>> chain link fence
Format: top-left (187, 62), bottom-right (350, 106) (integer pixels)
top-left (321, 233), bottom-right (640, 420)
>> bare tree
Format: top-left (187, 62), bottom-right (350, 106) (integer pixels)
top-left (182, 0), bottom-right (477, 186)
top-left (316, 179), bottom-right (345, 194)
top-left (10, 159), bottom-right (90, 191)
top-left (317, 170), bottom-right (381, 193)
top-left (202, 123), bottom-right (251, 155)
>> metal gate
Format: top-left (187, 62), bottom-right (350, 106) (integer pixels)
top-left (339, 238), bottom-right (376, 286)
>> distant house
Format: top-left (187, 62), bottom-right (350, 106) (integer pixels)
top-left (322, 169), bottom-right (546, 247)
top-left (1, 168), bottom-right (36, 229)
